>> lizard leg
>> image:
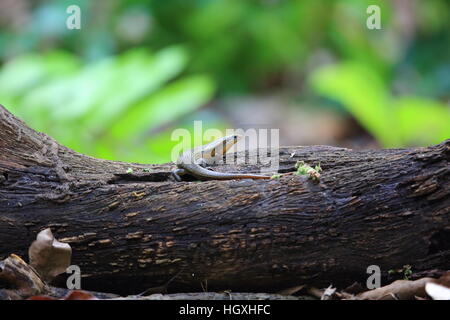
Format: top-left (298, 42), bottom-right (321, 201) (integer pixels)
top-left (172, 168), bottom-right (186, 182)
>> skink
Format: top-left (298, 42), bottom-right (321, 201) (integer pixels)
top-left (172, 134), bottom-right (270, 181)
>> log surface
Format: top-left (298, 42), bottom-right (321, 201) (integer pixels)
top-left (0, 105), bottom-right (449, 294)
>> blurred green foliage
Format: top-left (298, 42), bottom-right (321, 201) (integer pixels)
top-left (0, 47), bottom-right (215, 162)
top-left (310, 62), bottom-right (450, 147)
top-left (0, 0), bottom-right (449, 162)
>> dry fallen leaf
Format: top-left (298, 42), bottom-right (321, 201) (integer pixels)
top-left (321, 285), bottom-right (336, 300)
top-left (0, 254), bottom-right (47, 299)
top-left (436, 271), bottom-right (450, 287)
top-left (425, 282), bottom-right (450, 300)
top-left (357, 278), bottom-right (436, 300)
top-left (28, 290), bottom-right (98, 300)
top-left (64, 290), bottom-right (98, 300)
top-left (28, 228), bottom-right (72, 282)
top-left (343, 282), bottom-right (365, 294)
top-left (277, 284), bottom-right (306, 296)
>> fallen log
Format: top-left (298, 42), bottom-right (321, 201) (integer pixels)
top-left (0, 104), bottom-right (448, 294)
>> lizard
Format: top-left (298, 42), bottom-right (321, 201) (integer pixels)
top-left (172, 134), bottom-right (271, 181)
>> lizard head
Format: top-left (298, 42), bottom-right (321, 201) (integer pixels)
top-left (206, 134), bottom-right (243, 158)
top-left (222, 134), bottom-right (243, 153)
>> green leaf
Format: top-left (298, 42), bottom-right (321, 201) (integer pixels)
top-left (310, 62), bottom-right (401, 147)
top-left (82, 45), bottom-right (189, 133)
top-left (394, 97), bottom-right (450, 146)
top-left (0, 51), bottom-right (80, 100)
top-left (109, 74), bottom-right (215, 142)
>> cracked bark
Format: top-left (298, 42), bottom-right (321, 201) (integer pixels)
top-left (0, 105), bottom-right (449, 294)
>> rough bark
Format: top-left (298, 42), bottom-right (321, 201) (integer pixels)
top-left (0, 104), bottom-right (449, 294)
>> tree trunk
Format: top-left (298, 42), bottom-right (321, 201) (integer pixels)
top-left (0, 105), bottom-right (448, 294)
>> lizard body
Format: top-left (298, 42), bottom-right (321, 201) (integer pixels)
top-left (172, 134), bottom-right (270, 181)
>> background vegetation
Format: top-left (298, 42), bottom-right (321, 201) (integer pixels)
top-left (0, 0), bottom-right (449, 163)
